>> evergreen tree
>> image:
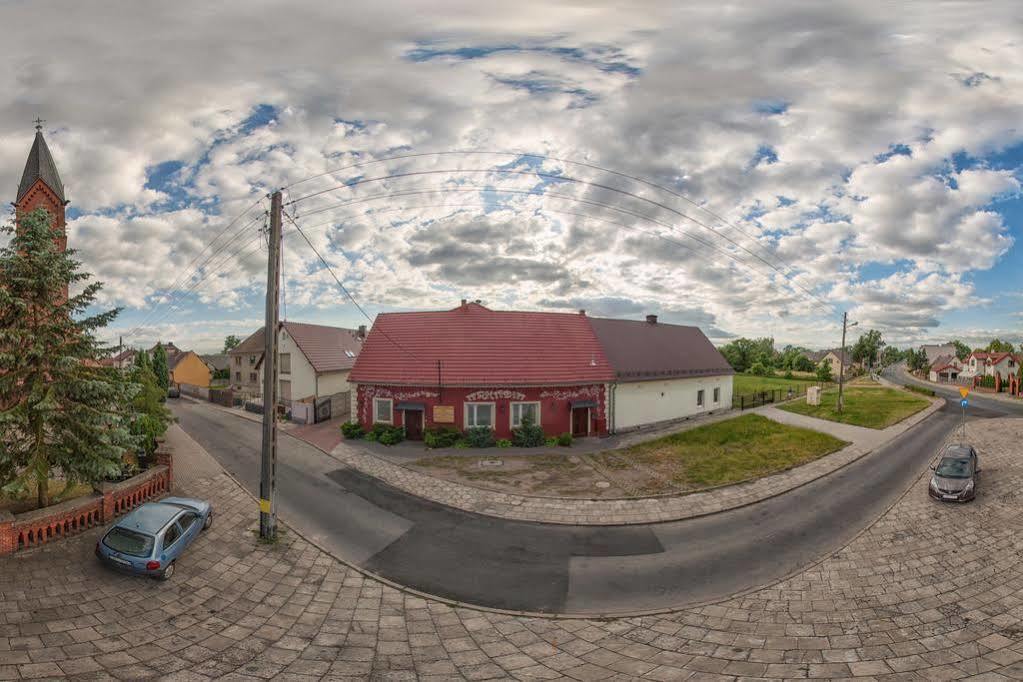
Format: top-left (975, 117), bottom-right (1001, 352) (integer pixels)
top-left (128, 359), bottom-right (170, 457)
top-left (0, 208), bottom-right (137, 508)
top-left (151, 343), bottom-right (170, 391)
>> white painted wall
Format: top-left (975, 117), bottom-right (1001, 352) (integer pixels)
top-left (613, 375), bottom-right (733, 431)
top-left (277, 330), bottom-right (317, 402)
top-left (318, 370), bottom-right (351, 396)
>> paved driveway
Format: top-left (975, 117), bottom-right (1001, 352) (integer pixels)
top-left (2, 416), bottom-right (1023, 679)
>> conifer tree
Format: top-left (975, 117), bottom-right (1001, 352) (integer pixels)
top-left (151, 344), bottom-right (170, 392)
top-left (0, 208), bottom-right (137, 508)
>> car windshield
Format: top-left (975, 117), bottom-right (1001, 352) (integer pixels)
top-left (935, 457), bottom-right (972, 479)
top-left (103, 527), bottom-right (155, 557)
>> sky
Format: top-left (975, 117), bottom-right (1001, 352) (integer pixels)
top-left (0, 0), bottom-right (1021, 354)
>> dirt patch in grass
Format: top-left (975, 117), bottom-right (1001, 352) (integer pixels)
top-left (594, 413), bottom-right (848, 491)
top-left (0, 479), bottom-right (95, 515)
top-left (779, 386), bottom-right (929, 429)
top-left (408, 413), bottom-right (848, 498)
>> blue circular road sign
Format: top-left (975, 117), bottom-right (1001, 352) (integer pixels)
top-left (961, 398), bottom-right (968, 408)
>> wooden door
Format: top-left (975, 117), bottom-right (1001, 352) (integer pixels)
top-left (404, 410), bottom-right (423, 440)
top-left (571, 408), bottom-right (589, 437)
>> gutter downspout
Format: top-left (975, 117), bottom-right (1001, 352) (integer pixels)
top-left (609, 382), bottom-right (617, 435)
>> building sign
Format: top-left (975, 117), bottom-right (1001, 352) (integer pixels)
top-left (433, 405), bottom-right (455, 423)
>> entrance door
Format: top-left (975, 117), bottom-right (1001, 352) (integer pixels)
top-left (571, 408), bottom-right (589, 438)
top-left (404, 410), bottom-right (424, 440)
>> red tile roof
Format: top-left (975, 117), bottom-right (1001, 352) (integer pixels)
top-left (349, 303), bottom-right (615, 387)
top-left (282, 321), bottom-right (363, 373)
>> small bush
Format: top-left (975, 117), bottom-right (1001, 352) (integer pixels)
top-left (464, 426), bottom-right (495, 448)
top-left (454, 440), bottom-right (470, 449)
top-left (557, 432), bottom-right (573, 447)
top-left (377, 426), bottom-right (404, 446)
top-left (748, 361), bottom-right (773, 377)
top-left (905, 384), bottom-right (935, 397)
top-left (341, 421), bottom-right (364, 439)
top-left (511, 416), bottom-right (546, 448)
top-left (425, 426), bottom-right (462, 448)
top-left (496, 439), bottom-right (512, 448)
top-left (783, 370), bottom-right (794, 380)
top-left (364, 431), bottom-right (378, 442)
top-left (545, 437), bottom-right (558, 447)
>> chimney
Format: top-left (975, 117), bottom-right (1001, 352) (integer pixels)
top-left (460, 299), bottom-right (468, 310)
top-left (646, 314), bottom-right (658, 324)
top-left (579, 309), bottom-right (586, 316)
top-left (357, 324), bottom-right (366, 339)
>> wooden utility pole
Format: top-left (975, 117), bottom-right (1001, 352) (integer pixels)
top-left (259, 191), bottom-right (282, 540)
top-left (837, 311), bottom-right (849, 413)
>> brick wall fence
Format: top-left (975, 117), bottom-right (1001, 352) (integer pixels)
top-left (0, 443), bottom-right (173, 555)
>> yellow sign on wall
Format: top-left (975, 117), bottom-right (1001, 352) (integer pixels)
top-left (433, 405), bottom-right (454, 423)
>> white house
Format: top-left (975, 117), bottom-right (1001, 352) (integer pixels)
top-left (928, 354), bottom-right (963, 383)
top-left (963, 351), bottom-right (1020, 381)
top-left (277, 321), bottom-right (365, 418)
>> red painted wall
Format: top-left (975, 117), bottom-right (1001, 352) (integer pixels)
top-left (355, 383), bottom-right (607, 439)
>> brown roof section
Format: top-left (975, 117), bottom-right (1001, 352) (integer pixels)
top-left (587, 317), bottom-right (733, 381)
top-left (282, 321), bottom-right (363, 373)
top-left (229, 328), bottom-right (266, 355)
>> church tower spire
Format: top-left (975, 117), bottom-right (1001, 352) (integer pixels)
top-left (14, 119), bottom-right (69, 299)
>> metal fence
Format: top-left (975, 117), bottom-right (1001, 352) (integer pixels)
top-left (733, 382), bottom-right (829, 411)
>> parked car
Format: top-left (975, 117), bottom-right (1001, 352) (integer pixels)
top-left (167, 385), bottom-right (180, 399)
top-left (928, 445), bottom-right (979, 502)
top-left (96, 497), bottom-right (213, 580)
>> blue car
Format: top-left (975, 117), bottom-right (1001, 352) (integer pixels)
top-left (96, 497), bottom-right (213, 580)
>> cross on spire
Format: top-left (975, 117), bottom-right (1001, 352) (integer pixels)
top-left (34, 117), bottom-right (45, 132)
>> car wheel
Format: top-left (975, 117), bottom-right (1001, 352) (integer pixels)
top-left (203, 510), bottom-right (213, 530)
top-left (157, 562), bottom-right (175, 581)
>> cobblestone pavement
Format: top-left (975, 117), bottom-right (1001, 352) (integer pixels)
top-left (325, 399), bottom-right (944, 526)
top-left (1, 416), bottom-right (1022, 680)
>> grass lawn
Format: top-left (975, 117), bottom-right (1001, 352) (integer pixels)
top-left (613, 413), bottom-right (848, 490)
top-left (733, 373), bottom-right (827, 397)
top-left (0, 479), bottom-right (94, 515)
top-left (779, 386), bottom-right (929, 429)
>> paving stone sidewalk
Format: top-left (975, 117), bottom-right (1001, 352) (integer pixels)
top-left (1, 416), bottom-right (1023, 680)
top-left (325, 398), bottom-right (944, 526)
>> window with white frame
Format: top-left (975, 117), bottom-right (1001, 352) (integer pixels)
top-left (697, 389), bottom-right (705, 407)
top-left (511, 402), bottom-right (540, 428)
top-left (279, 352), bottom-right (291, 374)
top-left (713, 387), bottom-right (720, 404)
top-left (465, 402), bottom-right (495, 428)
top-left (374, 398), bottom-right (393, 424)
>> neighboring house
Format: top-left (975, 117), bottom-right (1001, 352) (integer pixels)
top-left (110, 348), bottom-right (137, 369)
top-left (348, 301), bottom-right (733, 441)
top-left (228, 328), bottom-right (265, 396)
top-left (963, 351), bottom-right (1020, 380)
top-left (150, 341), bottom-right (181, 358)
top-left (168, 350), bottom-right (212, 388)
top-left (277, 322), bottom-right (364, 417)
top-left (807, 348), bottom-right (854, 378)
top-left (201, 353), bottom-right (230, 378)
top-left (921, 343), bottom-right (957, 366)
top-left (928, 354), bottom-right (963, 383)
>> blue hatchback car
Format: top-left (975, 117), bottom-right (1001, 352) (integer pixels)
top-left (96, 497), bottom-right (213, 580)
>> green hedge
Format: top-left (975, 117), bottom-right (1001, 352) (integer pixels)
top-left (905, 384), bottom-right (935, 397)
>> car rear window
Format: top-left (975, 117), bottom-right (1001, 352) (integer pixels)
top-left (103, 527), bottom-right (155, 557)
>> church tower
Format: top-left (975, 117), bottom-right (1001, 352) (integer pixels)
top-left (14, 120), bottom-right (68, 300)
top-left (15, 120), bottom-right (67, 252)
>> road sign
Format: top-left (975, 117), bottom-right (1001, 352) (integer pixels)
top-left (961, 398), bottom-right (968, 408)
top-left (959, 387), bottom-right (969, 398)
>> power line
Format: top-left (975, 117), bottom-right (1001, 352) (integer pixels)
top-left (285, 168), bottom-right (836, 314)
top-left (282, 211), bottom-right (428, 362)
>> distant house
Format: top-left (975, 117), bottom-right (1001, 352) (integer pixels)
top-left (921, 343), bottom-right (957, 366)
top-left (962, 351), bottom-right (1020, 381)
top-left (807, 348), bottom-right (855, 377)
top-left (228, 328), bottom-right (265, 396)
top-left (349, 302), bottom-right (733, 440)
top-left (150, 341), bottom-right (181, 358)
top-left (110, 348), bottom-right (137, 369)
top-left (201, 353), bottom-right (230, 378)
top-left (928, 355), bottom-right (962, 383)
top-left (168, 350), bottom-right (212, 388)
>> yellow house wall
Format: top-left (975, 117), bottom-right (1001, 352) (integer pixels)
top-left (171, 353), bottom-right (212, 388)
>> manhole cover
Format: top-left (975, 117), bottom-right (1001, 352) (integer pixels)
top-left (480, 459), bottom-right (504, 468)
top-left (595, 481), bottom-right (611, 489)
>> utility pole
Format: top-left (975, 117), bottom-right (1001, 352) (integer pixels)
top-left (259, 190), bottom-right (282, 540)
top-left (837, 311), bottom-right (849, 413)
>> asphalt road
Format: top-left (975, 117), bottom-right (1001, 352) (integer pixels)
top-left (172, 393), bottom-right (1005, 615)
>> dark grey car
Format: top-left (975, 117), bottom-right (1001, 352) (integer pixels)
top-left (928, 445), bottom-right (979, 502)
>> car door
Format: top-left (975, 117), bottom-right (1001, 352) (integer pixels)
top-left (177, 511), bottom-right (201, 545)
top-left (160, 519), bottom-right (183, 563)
